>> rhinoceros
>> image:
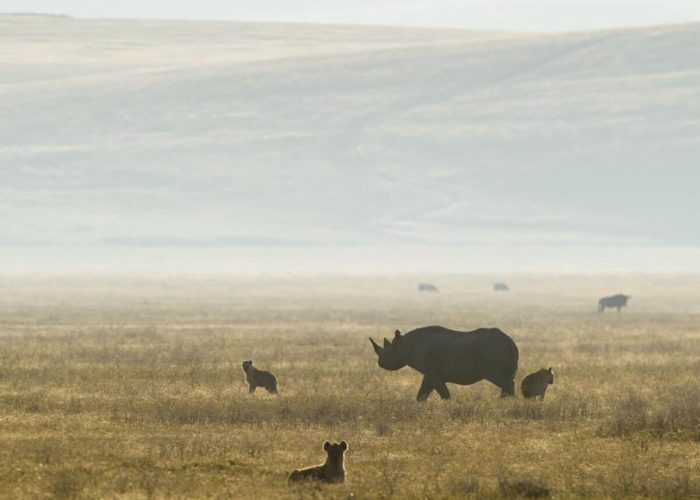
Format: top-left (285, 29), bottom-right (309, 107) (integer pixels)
top-left (598, 294), bottom-right (630, 312)
top-left (369, 326), bottom-right (519, 401)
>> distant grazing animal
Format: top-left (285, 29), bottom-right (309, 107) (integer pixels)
top-left (418, 283), bottom-right (439, 292)
top-left (494, 282), bottom-right (510, 291)
top-left (241, 360), bottom-right (277, 394)
top-left (521, 367), bottom-right (554, 400)
top-left (369, 326), bottom-right (519, 401)
top-left (288, 441), bottom-right (348, 484)
top-left (598, 294), bottom-right (630, 312)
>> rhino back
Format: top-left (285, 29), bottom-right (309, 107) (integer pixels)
top-left (401, 326), bottom-right (518, 384)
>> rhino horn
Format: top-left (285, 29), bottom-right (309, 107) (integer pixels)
top-left (383, 338), bottom-right (391, 348)
top-left (369, 337), bottom-right (383, 355)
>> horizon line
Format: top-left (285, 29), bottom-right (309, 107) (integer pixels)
top-left (3, 11), bottom-right (700, 36)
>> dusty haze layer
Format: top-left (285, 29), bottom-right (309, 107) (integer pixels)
top-left (1, 15), bottom-right (699, 273)
top-left (4, 1), bottom-right (700, 31)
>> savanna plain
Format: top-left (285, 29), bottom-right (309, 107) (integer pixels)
top-left (0, 274), bottom-right (698, 499)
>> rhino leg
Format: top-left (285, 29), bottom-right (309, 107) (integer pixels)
top-left (500, 382), bottom-right (515, 398)
top-left (416, 376), bottom-right (434, 401)
top-left (416, 374), bottom-right (450, 401)
top-left (434, 379), bottom-right (451, 400)
top-left (484, 374), bottom-right (515, 398)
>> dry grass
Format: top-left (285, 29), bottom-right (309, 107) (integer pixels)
top-left (0, 274), bottom-right (698, 498)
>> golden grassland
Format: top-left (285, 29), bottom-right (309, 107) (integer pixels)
top-left (0, 274), bottom-right (698, 498)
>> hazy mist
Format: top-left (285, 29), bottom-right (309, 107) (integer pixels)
top-left (1, 14), bottom-right (699, 273)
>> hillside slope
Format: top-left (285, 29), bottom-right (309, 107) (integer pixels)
top-left (1, 16), bottom-right (699, 271)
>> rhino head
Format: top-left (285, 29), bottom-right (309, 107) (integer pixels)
top-left (369, 329), bottom-right (406, 371)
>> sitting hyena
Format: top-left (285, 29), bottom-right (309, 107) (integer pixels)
top-left (241, 360), bottom-right (277, 394)
top-left (521, 367), bottom-right (554, 400)
top-left (288, 441), bottom-right (348, 484)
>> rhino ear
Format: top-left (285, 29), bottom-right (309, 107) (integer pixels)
top-left (323, 441), bottom-right (331, 452)
top-left (339, 441), bottom-right (348, 451)
top-left (369, 338), bottom-right (383, 355)
top-left (394, 329), bottom-right (402, 339)
top-left (383, 338), bottom-right (391, 349)
top-left (548, 367), bottom-right (553, 373)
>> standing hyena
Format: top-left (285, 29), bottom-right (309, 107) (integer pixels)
top-left (521, 367), bottom-right (554, 400)
top-left (241, 360), bottom-right (277, 394)
top-left (288, 441), bottom-right (348, 484)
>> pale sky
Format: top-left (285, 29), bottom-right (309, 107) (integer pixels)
top-left (3, 0), bottom-right (700, 31)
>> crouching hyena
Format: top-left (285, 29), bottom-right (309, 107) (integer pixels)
top-left (241, 360), bottom-right (277, 394)
top-left (288, 441), bottom-right (348, 484)
top-left (521, 367), bottom-right (554, 400)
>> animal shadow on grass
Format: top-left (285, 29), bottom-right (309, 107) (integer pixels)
top-left (498, 476), bottom-right (551, 498)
